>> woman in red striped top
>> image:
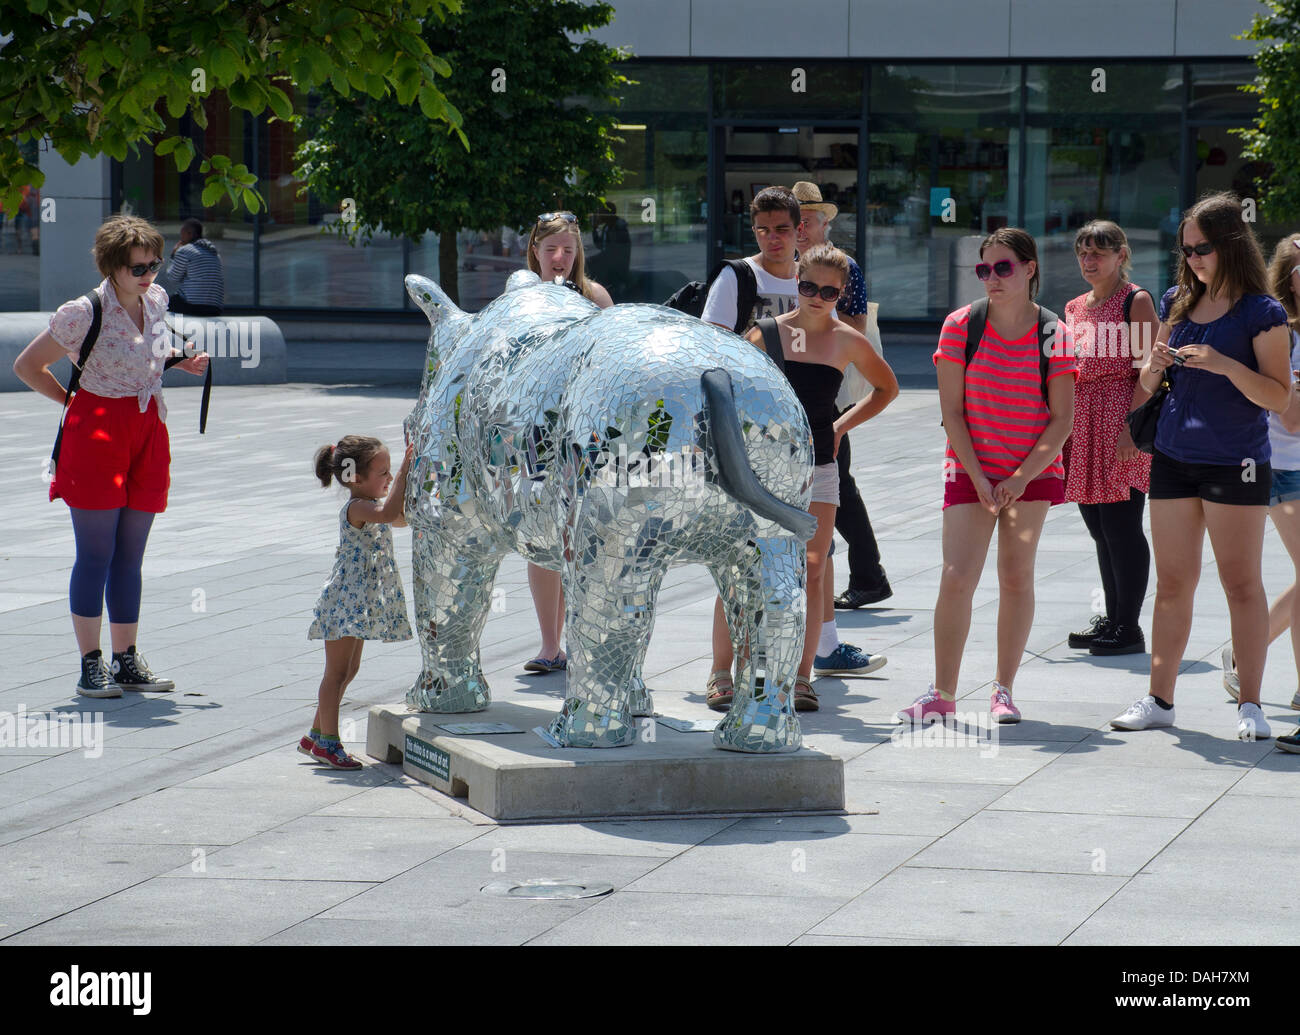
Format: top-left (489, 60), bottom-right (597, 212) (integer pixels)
top-left (898, 227), bottom-right (1077, 725)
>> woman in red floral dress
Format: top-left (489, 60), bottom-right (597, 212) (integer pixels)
top-left (1063, 221), bottom-right (1159, 655)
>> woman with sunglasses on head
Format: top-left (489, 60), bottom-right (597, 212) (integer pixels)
top-left (1221, 234), bottom-right (1300, 753)
top-left (1110, 193), bottom-right (1292, 740)
top-left (12, 214), bottom-right (209, 698)
top-left (898, 227), bottom-right (1077, 726)
top-left (520, 211), bottom-right (612, 674)
top-left (1063, 221), bottom-right (1158, 657)
top-left (707, 244), bottom-right (898, 713)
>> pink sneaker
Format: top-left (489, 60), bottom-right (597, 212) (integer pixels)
top-left (897, 686), bottom-right (956, 724)
top-left (990, 683), bottom-right (1021, 724)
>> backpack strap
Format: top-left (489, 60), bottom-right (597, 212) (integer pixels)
top-left (1036, 305), bottom-right (1060, 407)
top-left (964, 296), bottom-right (989, 368)
top-left (50, 290), bottom-right (103, 469)
top-left (756, 317), bottom-right (785, 373)
top-left (727, 258), bottom-right (759, 334)
top-left (1122, 284), bottom-right (1150, 327)
top-left (161, 317), bottom-right (211, 434)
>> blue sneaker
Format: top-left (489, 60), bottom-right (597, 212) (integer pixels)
top-left (814, 643), bottom-right (887, 676)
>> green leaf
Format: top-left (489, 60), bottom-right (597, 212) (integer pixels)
top-left (242, 188), bottom-right (262, 213)
top-left (227, 78), bottom-right (263, 111)
top-left (209, 46), bottom-right (240, 85)
top-left (173, 138), bottom-right (196, 172)
top-left (265, 85), bottom-right (293, 121)
top-left (154, 135), bottom-right (180, 156)
top-left (201, 180), bottom-right (225, 207)
top-left (418, 85), bottom-right (444, 121)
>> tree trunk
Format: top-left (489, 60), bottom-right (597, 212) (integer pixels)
top-left (438, 229), bottom-right (460, 307)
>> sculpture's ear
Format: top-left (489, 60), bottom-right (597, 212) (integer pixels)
top-left (505, 269), bottom-right (542, 292)
top-left (405, 274), bottom-right (465, 325)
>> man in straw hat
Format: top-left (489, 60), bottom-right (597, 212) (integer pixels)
top-left (791, 181), bottom-right (894, 611)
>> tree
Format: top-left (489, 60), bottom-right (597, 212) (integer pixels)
top-left (1236, 0), bottom-right (1300, 221)
top-left (0, 0), bottom-right (466, 216)
top-left (294, 0), bottom-right (627, 305)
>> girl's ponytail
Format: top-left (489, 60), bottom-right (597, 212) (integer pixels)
top-left (314, 444), bottom-right (336, 488)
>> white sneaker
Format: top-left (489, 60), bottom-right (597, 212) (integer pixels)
top-left (1111, 696), bottom-right (1174, 731)
top-left (1237, 701), bottom-right (1272, 741)
top-left (1222, 646), bottom-right (1239, 701)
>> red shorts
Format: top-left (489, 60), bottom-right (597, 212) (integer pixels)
top-left (50, 391), bottom-right (170, 512)
top-left (943, 472), bottom-right (1064, 510)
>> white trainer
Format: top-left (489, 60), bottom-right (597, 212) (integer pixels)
top-left (1237, 701), bottom-right (1271, 741)
top-left (1111, 696), bottom-right (1174, 731)
top-left (1222, 646), bottom-right (1239, 701)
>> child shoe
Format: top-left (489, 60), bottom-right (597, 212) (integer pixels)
top-left (312, 739), bottom-right (363, 770)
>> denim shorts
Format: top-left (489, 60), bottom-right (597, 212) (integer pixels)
top-left (1271, 468), bottom-right (1300, 507)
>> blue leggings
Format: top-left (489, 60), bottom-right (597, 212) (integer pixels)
top-left (69, 507), bottom-right (156, 623)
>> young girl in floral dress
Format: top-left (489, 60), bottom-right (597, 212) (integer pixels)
top-left (300, 435), bottom-right (414, 769)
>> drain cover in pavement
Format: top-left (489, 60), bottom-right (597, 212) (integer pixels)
top-left (481, 879), bottom-right (614, 900)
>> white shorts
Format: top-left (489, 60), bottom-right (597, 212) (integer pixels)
top-left (810, 462), bottom-right (840, 506)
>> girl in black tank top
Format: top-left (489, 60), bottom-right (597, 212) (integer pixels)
top-left (704, 245), bottom-right (899, 716)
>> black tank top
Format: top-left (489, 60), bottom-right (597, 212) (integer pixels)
top-left (757, 319), bottom-right (844, 465)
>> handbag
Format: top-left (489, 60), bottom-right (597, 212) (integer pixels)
top-left (1125, 369), bottom-right (1171, 455)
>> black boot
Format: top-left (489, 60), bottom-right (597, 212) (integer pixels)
top-left (1090, 623), bottom-right (1146, 656)
top-left (1068, 615), bottom-right (1112, 649)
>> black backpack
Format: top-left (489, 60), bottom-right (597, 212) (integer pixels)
top-left (50, 290), bottom-right (211, 473)
top-left (963, 296), bottom-right (1061, 406)
top-left (665, 258), bottom-right (758, 334)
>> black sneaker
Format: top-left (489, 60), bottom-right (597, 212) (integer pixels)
top-left (111, 646), bottom-right (175, 692)
top-left (1277, 726), bottom-right (1300, 754)
top-left (1068, 615), bottom-right (1112, 649)
top-left (1090, 624), bottom-right (1146, 656)
top-left (77, 650), bottom-right (122, 699)
top-left (834, 582), bottom-right (893, 609)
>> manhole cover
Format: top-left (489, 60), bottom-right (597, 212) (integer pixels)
top-left (480, 879), bottom-right (614, 900)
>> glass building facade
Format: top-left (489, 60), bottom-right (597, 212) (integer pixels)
top-left (97, 58), bottom-right (1283, 327)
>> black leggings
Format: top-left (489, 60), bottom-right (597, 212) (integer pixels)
top-left (1077, 488), bottom-right (1150, 629)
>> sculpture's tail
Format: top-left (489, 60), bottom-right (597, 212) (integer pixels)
top-left (701, 368), bottom-right (818, 542)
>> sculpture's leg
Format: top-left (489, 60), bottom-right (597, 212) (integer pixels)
top-left (548, 512), bottom-right (666, 748)
top-left (713, 535), bottom-right (805, 753)
top-left (406, 527), bottom-right (501, 713)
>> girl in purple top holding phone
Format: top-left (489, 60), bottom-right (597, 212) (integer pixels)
top-left (1110, 193), bottom-right (1292, 740)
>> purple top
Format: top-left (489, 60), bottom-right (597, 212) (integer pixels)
top-left (1154, 287), bottom-right (1287, 466)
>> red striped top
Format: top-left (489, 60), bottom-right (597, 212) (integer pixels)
top-left (933, 304), bottom-right (1077, 482)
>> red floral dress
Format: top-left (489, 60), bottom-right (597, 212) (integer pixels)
top-left (1063, 283), bottom-right (1152, 503)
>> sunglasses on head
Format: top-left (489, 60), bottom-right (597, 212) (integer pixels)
top-left (537, 212), bottom-right (578, 225)
top-left (798, 280), bottom-right (842, 302)
top-left (1180, 242), bottom-right (1214, 258)
top-left (127, 259), bottom-right (164, 277)
top-left (975, 259), bottom-right (1026, 281)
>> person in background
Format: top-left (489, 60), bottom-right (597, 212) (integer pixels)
top-left (1109, 193), bottom-right (1291, 740)
top-left (165, 218), bottom-right (225, 316)
top-left (1063, 220), bottom-right (1158, 656)
top-left (521, 211), bottom-right (613, 674)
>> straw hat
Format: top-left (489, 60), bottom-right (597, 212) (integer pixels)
top-left (792, 181), bottom-right (837, 222)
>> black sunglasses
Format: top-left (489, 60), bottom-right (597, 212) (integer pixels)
top-left (798, 280), bottom-right (842, 301)
top-left (127, 259), bottom-right (164, 277)
top-left (537, 212), bottom-right (578, 225)
top-left (1180, 242), bottom-right (1214, 258)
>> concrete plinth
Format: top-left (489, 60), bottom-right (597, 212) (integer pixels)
top-left (367, 702), bottom-right (845, 821)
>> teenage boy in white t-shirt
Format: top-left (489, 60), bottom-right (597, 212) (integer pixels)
top-left (701, 187), bottom-right (802, 333)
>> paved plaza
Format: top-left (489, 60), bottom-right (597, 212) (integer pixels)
top-left (0, 376), bottom-right (1296, 946)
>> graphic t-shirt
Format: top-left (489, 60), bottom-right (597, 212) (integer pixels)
top-left (701, 256), bottom-right (799, 334)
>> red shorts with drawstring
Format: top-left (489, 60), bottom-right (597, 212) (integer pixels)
top-left (50, 390), bottom-right (171, 512)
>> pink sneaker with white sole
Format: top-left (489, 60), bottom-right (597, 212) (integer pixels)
top-left (990, 683), bottom-right (1021, 724)
top-left (897, 686), bottom-right (956, 724)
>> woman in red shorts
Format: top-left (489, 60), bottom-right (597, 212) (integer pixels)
top-left (897, 227), bottom-right (1077, 726)
top-left (13, 215), bottom-right (209, 698)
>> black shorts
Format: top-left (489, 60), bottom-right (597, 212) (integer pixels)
top-left (1149, 450), bottom-right (1272, 506)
